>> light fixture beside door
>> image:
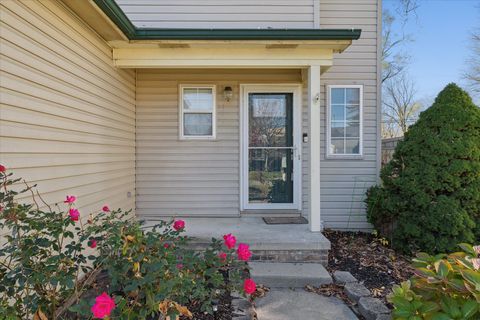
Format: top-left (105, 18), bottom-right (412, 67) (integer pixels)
top-left (223, 86), bottom-right (233, 102)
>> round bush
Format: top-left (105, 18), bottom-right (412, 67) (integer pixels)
top-left (367, 83), bottom-right (480, 254)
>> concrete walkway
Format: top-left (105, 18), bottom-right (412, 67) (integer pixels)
top-left (255, 288), bottom-right (358, 320)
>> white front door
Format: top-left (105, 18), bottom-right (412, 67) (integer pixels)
top-left (241, 85), bottom-right (302, 211)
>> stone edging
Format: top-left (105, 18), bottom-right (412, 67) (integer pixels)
top-left (333, 271), bottom-right (391, 320)
top-left (231, 292), bottom-right (256, 320)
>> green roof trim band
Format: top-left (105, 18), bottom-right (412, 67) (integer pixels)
top-left (133, 28), bottom-right (362, 41)
top-left (93, 0), bottom-right (361, 41)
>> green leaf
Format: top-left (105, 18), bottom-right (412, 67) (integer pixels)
top-left (393, 308), bottom-right (414, 318)
top-left (419, 301), bottom-right (439, 315)
top-left (458, 243), bottom-right (475, 256)
top-left (391, 296), bottom-right (412, 310)
top-left (448, 278), bottom-right (468, 292)
top-left (430, 312), bottom-right (453, 320)
top-left (415, 268), bottom-right (437, 278)
top-left (441, 297), bottom-right (461, 319)
top-left (461, 300), bottom-right (479, 319)
top-left (391, 284), bottom-right (404, 296)
top-left (435, 261), bottom-right (451, 278)
top-left (415, 252), bottom-right (432, 261)
top-left (461, 270), bottom-right (480, 288)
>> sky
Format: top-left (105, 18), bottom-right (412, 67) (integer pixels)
top-left (383, 0), bottom-right (479, 106)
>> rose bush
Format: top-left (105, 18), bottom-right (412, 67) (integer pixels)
top-left (72, 210), bottom-right (255, 319)
top-left (0, 168), bottom-right (94, 319)
top-left (0, 166), bottom-right (256, 319)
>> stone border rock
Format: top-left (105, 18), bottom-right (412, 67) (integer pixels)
top-left (333, 271), bottom-right (391, 320)
top-left (231, 292), bottom-right (256, 320)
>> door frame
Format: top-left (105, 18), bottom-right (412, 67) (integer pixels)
top-left (240, 84), bottom-right (303, 211)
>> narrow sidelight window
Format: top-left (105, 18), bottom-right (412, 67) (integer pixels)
top-left (180, 85), bottom-right (216, 139)
top-left (327, 85), bottom-right (363, 156)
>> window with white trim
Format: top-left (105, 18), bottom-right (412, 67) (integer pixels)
top-left (180, 85), bottom-right (216, 139)
top-left (327, 85), bottom-right (363, 156)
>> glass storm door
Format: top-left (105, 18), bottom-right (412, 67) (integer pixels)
top-left (245, 92), bottom-right (298, 209)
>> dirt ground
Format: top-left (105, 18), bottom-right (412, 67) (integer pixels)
top-left (324, 229), bottom-right (414, 306)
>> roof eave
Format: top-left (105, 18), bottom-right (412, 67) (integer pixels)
top-left (91, 0), bottom-right (361, 41)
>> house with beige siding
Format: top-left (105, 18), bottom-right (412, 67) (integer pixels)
top-left (0, 0), bottom-right (381, 251)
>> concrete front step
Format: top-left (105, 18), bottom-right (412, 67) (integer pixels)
top-left (250, 262), bottom-right (332, 288)
top-left (144, 217), bottom-right (331, 264)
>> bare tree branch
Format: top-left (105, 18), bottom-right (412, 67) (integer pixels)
top-left (381, 0), bottom-right (419, 84)
top-left (381, 1), bottom-right (420, 138)
top-left (382, 72), bottom-right (422, 136)
top-left (464, 27), bottom-right (480, 95)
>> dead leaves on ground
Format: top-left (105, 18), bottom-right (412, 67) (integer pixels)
top-left (33, 309), bottom-right (48, 320)
top-left (159, 299), bottom-right (193, 319)
top-left (252, 284), bottom-right (269, 299)
top-left (324, 230), bottom-right (414, 305)
top-left (305, 284), bottom-right (354, 307)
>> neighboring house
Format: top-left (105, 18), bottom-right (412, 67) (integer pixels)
top-left (0, 0), bottom-right (381, 233)
top-left (381, 137), bottom-right (403, 166)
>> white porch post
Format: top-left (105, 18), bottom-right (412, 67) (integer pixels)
top-left (308, 65), bottom-right (321, 232)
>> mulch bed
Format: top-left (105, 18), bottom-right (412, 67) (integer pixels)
top-left (179, 291), bottom-right (232, 320)
top-left (323, 229), bottom-right (414, 307)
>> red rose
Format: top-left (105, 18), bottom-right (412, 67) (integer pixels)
top-left (237, 243), bottom-right (252, 261)
top-left (173, 219), bottom-right (185, 231)
top-left (69, 208), bottom-right (80, 221)
top-left (0, 165), bottom-right (6, 173)
top-left (243, 278), bottom-right (256, 295)
top-left (91, 292), bottom-right (115, 319)
top-left (64, 195), bottom-right (76, 204)
top-left (89, 239), bottom-right (97, 248)
top-left (218, 252), bottom-right (227, 262)
top-left (223, 234), bottom-right (236, 250)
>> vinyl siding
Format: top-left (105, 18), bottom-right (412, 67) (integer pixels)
top-left (0, 0), bottom-right (136, 228)
top-left (311, 0), bottom-right (380, 230)
top-left (0, 0), bottom-right (380, 233)
top-left (116, 0), bottom-right (317, 29)
top-left (135, 69), bottom-right (302, 219)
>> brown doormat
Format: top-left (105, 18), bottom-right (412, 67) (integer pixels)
top-left (263, 217), bottom-right (308, 225)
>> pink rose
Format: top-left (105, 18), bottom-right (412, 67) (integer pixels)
top-left (472, 258), bottom-right (480, 271)
top-left (91, 292), bottom-right (115, 319)
top-left (223, 234), bottom-right (236, 250)
top-left (237, 243), bottom-right (252, 261)
top-left (243, 278), bottom-right (256, 295)
top-left (102, 205), bottom-right (110, 212)
top-left (473, 245), bottom-right (480, 255)
top-left (69, 208), bottom-right (80, 221)
top-left (0, 165), bottom-right (5, 173)
top-left (218, 252), bottom-right (227, 262)
top-left (64, 195), bottom-right (76, 204)
top-left (89, 239), bottom-right (97, 249)
top-left (176, 263), bottom-right (184, 270)
top-left (173, 219), bottom-right (185, 231)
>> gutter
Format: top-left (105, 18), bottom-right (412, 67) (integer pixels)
top-left (92, 0), bottom-right (361, 41)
